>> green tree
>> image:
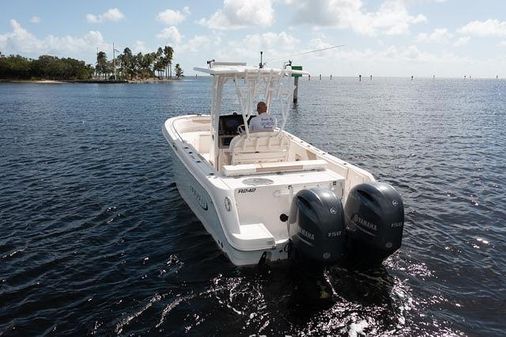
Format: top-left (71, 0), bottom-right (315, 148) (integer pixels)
top-left (28, 55), bottom-right (93, 80)
top-left (163, 46), bottom-right (173, 78)
top-left (96, 51), bottom-right (108, 79)
top-left (0, 54), bottom-right (31, 79)
top-left (139, 52), bottom-right (156, 78)
top-left (119, 48), bottom-right (135, 80)
top-left (153, 47), bottom-right (164, 78)
top-left (175, 63), bottom-right (183, 79)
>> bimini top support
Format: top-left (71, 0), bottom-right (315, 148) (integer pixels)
top-left (194, 60), bottom-right (310, 168)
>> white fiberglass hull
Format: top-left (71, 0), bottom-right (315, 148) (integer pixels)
top-left (167, 142), bottom-right (281, 265)
top-left (163, 115), bottom-right (374, 266)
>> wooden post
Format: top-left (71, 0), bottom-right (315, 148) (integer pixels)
top-left (319, 74), bottom-right (321, 80)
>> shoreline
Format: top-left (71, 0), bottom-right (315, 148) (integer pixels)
top-left (0, 78), bottom-right (182, 84)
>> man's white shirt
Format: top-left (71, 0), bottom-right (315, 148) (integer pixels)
top-left (249, 114), bottom-right (276, 132)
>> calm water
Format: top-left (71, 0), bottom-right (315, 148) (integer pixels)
top-left (0, 78), bottom-right (505, 336)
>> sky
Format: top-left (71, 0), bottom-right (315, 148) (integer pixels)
top-left (1, 0), bottom-right (506, 78)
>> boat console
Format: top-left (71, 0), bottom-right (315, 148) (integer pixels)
top-left (218, 114), bottom-right (253, 148)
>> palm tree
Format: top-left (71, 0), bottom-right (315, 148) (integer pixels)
top-left (163, 46), bottom-right (173, 79)
top-left (139, 52), bottom-right (156, 78)
top-left (154, 47), bottom-right (164, 78)
top-left (175, 63), bottom-right (183, 79)
top-left (96, 51), bottom-right (107, 79)
top-left (119, 48), bottom-right (134, 80)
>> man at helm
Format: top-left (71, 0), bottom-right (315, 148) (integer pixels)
top-left (249, 101), bottom-right (276, 132)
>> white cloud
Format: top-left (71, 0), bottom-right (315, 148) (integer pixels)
top-left (30, 16), bottom-right (41, 24)
top-left (458, 19), bottom-right (506, 37)
top-left (213, 32), bottom-right (299, 64)
top-left (198, 0), bottom-right (274, 30)
top-left (301, 41), bottom-right (478, 77)
top-left (289, 0), bottom-right (426, 36)
top-left (309, 37), bottom-right (335, 50)
top-left (156, 7), bottom-right (190, 25)
top-left (86, 8), bottom-right (125, 23)
top-left (157, 26), bottom-right (182, 44)
top-left (178, 35), bottom-right (215, 53)
top-left (453, 36), bottom-right (470, 47)
top-left (416, 28), bottom-right (452, 43)
top-left (0, 19), bottom-right (106, 57)
top-left (242, 32), bottom-right (299, 50)
top-left (0, 19), bottom-right (42, 53)
top-left (132, 40), bottom-right (151, 54)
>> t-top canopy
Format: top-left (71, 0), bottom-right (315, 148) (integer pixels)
top-left (194, 61), bottom-right (309, 77)
top-left (199, 60), bottom-right (308, 168)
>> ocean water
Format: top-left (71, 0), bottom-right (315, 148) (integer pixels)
top-left (0, 78), bottom-right (505, 336)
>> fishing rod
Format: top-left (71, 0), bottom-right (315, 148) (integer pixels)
top-left (263, 44), bottom-right (345, 66)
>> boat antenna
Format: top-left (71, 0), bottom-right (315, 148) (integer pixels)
top-left (259, 51), bottom-right (263, 69)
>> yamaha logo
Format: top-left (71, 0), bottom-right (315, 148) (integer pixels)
top-left (352, 214), bottom-right (377, 231)
top-left (300, 228), bottom-right (314, 240)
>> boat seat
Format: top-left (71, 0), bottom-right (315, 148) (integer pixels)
top-left (228, 131), bottom-right (289, 165)
top-left (223, 159), bottom-right (328, 177)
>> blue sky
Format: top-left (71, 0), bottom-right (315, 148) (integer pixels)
top-left (1, 0), bottom-right (506, 77)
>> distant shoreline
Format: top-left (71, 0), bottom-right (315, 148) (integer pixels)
top-left (0, 78), bottom-right (184, 84)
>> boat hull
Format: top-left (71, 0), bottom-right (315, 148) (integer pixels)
top-left (162, 115), bottom-right (375, 266)
top-left (165, 129), bottom-right (287, 266)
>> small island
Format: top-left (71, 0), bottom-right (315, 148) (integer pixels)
top-left (0, 45), bottom-right (184, 83)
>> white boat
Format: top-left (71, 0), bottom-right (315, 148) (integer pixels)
top-left (163, 61), bottom-right (404, 267)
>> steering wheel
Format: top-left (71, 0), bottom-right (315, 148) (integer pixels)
top-left (237, 124), bottom-right (246, 135)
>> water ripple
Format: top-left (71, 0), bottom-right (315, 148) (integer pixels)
top-left (1, 79), bottom-right (505, 336)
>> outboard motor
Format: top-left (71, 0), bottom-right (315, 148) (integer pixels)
top-left (288, 188), bottom-right (346, 266)
top-left (344, 182), bottom-right (404, 266)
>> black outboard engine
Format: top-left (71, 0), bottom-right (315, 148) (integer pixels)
top-left (288, 188), bottom-right (346, 266)
top-left (344, 182), bottom-right (404, 266)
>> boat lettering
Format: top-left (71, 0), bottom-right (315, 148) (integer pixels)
top-left (327, 231), bottom-right (342, 238)
top-left (390, 222), bottom-right (403, 228)
top-left (352, 214), bottom-right (377, 231)
top-left (300, 228), bottom-right (314, 240)
top-left (238, 188), bottom-right (256, 194)
top-left (190, 186), bottom-right (208, 211)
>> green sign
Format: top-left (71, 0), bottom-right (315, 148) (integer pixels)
top-left (291, 65), bottom-right (302, 78)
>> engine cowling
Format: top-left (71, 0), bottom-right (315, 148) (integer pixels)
top-left (344, 182), bottom-right (404, 265)
top-left (288, 188), bottom-right (346, 265)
